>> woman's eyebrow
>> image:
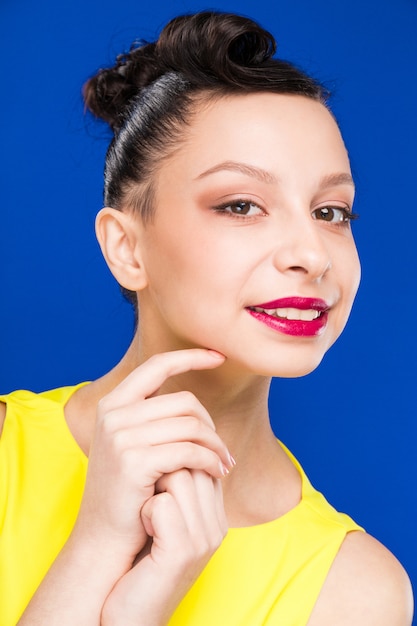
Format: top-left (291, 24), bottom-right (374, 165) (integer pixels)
top-left (319, 172), bottom-right (355, 190)
top-left (195, 163), bottom-right (355, 191)
top-left (195, 160), bottom-right (277, 184)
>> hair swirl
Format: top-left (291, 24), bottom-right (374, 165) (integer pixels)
top-left (84, 12), bottom-right (325, 132)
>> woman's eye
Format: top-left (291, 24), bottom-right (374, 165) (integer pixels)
top-left (312, 206), bottom-right (355, 224)
top-left (214, 200), bottom-right (264, 217)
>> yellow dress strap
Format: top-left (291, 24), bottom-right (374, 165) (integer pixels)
top-left (0, 381), bottom-right (89, 405)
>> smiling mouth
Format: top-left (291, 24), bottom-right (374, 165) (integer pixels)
top-left (246, 297), bottom-right (330, 337)
top-left (249, 306), bottom-right (322, 321)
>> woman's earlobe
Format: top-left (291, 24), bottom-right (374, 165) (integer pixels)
top-left (95, 207), bottom-right (148, 291)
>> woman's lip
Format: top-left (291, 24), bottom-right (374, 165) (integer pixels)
top-left (246, 308), bottom-right (329, 337)
top-left (246, 297), bottom-right (331, 337)
top-left (250, 297), bottom-right (329, 311)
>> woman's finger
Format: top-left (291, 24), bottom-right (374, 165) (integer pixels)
top-left (96, 413), bottom-right (232, 470)
top-left (101, 471), bottom-right (228, 625)
top-left (99, 349), bottom-right (225, 410)
top-left (156, 470), bottom-right (228, 549)
top-left (121, 441), bottom-right (231, 481)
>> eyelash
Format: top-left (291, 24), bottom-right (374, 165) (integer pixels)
top-left (312, 206), bottom-right (359, 225)
top-left (211, 199), bottom-right (266, 218)
top-left (212, 199), bottom-right (359, 225)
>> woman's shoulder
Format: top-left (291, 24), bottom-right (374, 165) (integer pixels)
top-left (0, 384), bottom-right (89, 438)
top-left (0, 389), bottom-right (43, 439)
top-left (308, 530), bottom-right (414, 625)
top-left (0, 385), bottom-right (88, 411)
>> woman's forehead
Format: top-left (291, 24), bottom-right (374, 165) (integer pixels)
top-left (158, 92), bottom-right (349, 184)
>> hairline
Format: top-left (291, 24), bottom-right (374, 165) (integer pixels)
top-left (118, 88), bottom-right (328, 222)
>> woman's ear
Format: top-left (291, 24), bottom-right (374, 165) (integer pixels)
top-left (95, 207), bottom-right (148, 291)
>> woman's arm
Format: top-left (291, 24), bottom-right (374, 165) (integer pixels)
top-left (17, 349), bottom-right (233, 625)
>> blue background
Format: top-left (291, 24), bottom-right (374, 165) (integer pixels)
top-left (1, 0), bottom-right (416, 614)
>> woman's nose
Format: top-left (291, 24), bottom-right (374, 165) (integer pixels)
top-left (272, 213), bottom-right (332, 281)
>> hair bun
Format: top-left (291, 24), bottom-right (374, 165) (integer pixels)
top-left (83, 41), bottom-right (162, 130)
top-left (83, 12), bottom-right (279, 130)
top-left (156, 12), bottom-right (276, 84)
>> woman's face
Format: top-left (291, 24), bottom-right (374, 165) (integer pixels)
top-left (135, 93), bottom-right (360, 377)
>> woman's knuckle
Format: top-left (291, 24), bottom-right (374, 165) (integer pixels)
top-left (110, 428), bottom-right (128, 452)
top-left (147, 352), bottom-right (165, 368)
top-left (99, 413), bottom-right (115, 436)
top-left (117, 445), bottom-right (142, 475)
top-left (182, 441), bottom-right (196, 457)
top-left (153, 491), bottom-right (172, 512)
top-left (198, 539), bottom-right (213, 559)
top-left (186, 415), bottom-right (205, 436)
top-left (178, 390), bottom-right (197, 410)
top-left (97, 395), bottom-right (113, 416)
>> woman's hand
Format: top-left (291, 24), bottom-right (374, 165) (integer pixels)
top-left (101, 468), bottom-right (228, 626)
top-left (18, 349), bottom-right (233, 626)
top-left (73, 348), bottom-right (232, 566)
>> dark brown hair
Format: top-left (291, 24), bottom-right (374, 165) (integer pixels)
top-left (83, 11), bottom-right (327, 306)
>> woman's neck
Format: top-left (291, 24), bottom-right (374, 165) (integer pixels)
top-left (66, 339), bottom-right (302, 527)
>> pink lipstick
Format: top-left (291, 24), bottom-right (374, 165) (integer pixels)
top-left (246, 297), bottom-right (329, 337)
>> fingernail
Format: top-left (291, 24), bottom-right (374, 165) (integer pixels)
top-left (220, 462), bottom-right (230, 476)
top-left (207, 350), bottom-right (225, 360)
top-left (229, 454), bottom-right (236, 467)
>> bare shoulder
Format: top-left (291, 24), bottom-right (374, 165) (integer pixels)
top-left (308, 531), bottom-right (414, 626)
top-left (0, 401), bottom-right (6, 437)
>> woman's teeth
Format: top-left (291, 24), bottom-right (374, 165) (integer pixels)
top-left (252, 307), bottom-right (321, 321)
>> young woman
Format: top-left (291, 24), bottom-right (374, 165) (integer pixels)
top-left (0, 10), bottom-right (413, 626)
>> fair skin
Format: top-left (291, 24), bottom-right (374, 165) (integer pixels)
top-left (15, 93), bottom-right (413, 625)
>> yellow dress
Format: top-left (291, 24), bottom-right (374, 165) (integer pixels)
top-left (0, 386), bottom-right (363, 626)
